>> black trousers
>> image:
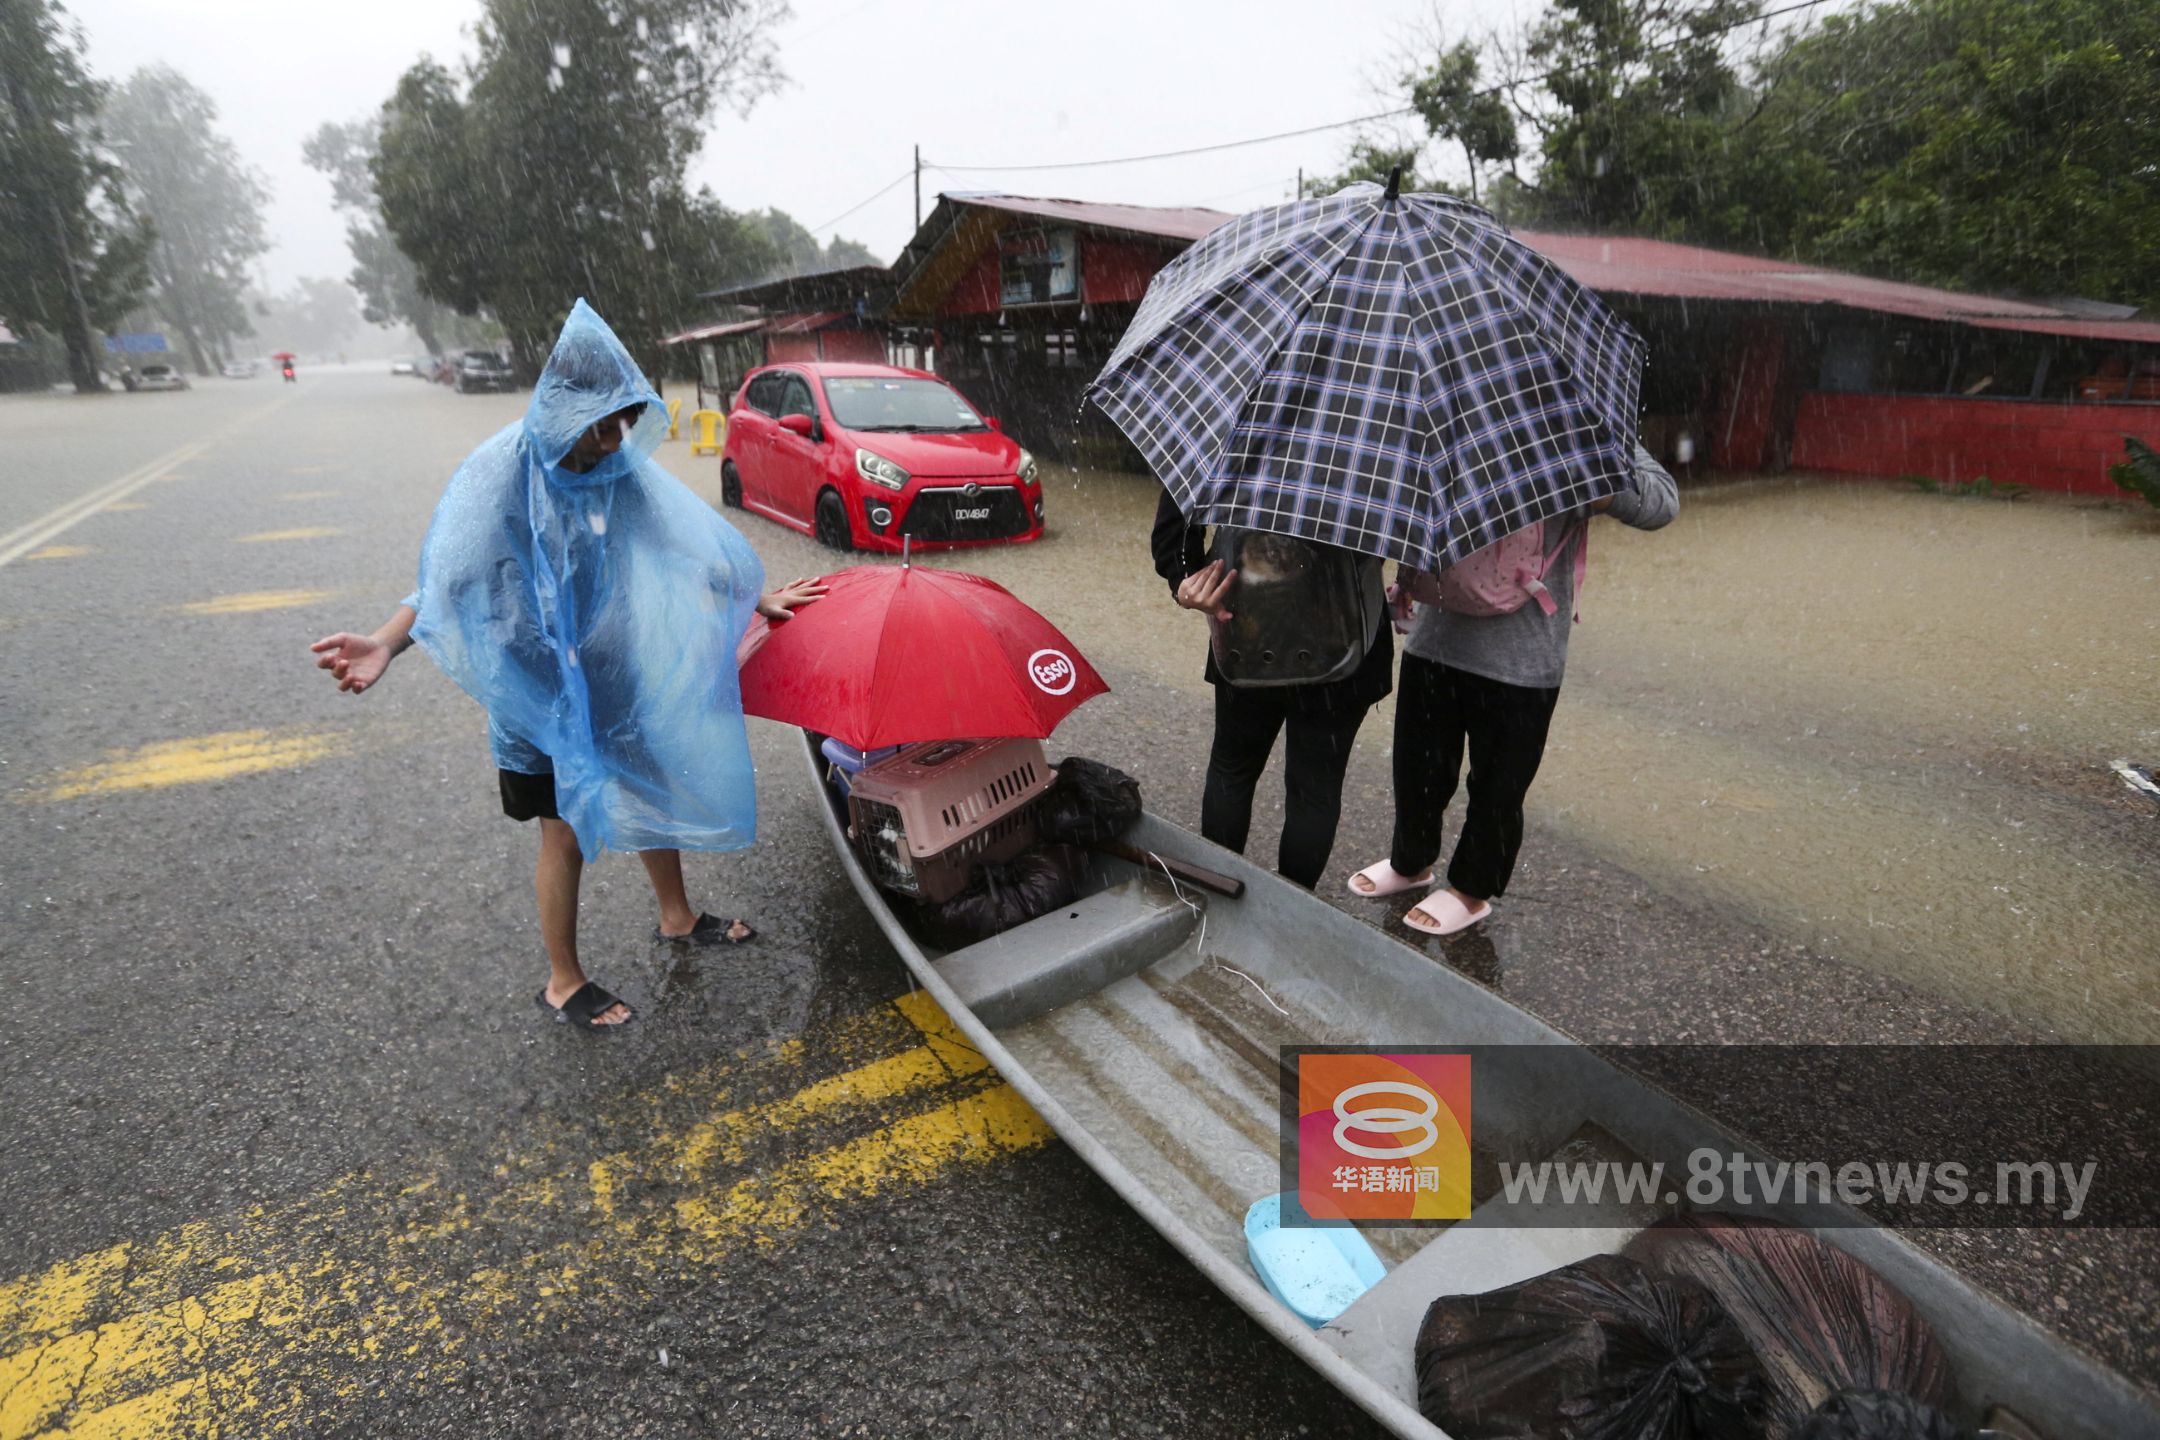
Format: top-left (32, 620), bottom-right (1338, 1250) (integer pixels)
top-left (1202, 683), bottom-right (1370, 890)
top-left (1389, 656), bottom-right (1560, 902)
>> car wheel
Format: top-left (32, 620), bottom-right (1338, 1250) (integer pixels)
top-left (720, 461), bottom-right (743, 509)
top-left (814, 490), bottom-right (853, 552)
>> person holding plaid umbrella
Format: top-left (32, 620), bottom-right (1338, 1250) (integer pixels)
top-left (1091, 171), bottom-right (1673, 925)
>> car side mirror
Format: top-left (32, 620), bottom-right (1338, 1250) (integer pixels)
top-left (983, 416), bottom-right (1002, 431)
top-left (779, 413), bottom-right (816, 439)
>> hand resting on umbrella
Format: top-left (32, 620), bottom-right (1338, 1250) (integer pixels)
top-left (738, 578), bottom-right (828, 669)
top-left (757, 577), bottom-right (828, 622)
top-left (1175, 560), bottom-right (1238, 622)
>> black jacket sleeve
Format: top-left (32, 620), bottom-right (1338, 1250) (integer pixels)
top-left (1151, 487), bottom-right (1207, 594)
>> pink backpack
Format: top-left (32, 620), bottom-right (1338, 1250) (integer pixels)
top-left (1413, 520), bottom-right (1587, 618)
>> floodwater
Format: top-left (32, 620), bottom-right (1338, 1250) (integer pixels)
top-left (903, 467), bottom-right (2160, 1046)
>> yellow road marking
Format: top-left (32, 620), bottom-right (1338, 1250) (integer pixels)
top-left (0, 996), bottom-right (1048, 1439)
top-left (30, 729), bottom-right (348, 801)
top-left (175, 590), bottom-right (335, 616)
top-left (274, 490), bottom-right (337, 501)
top-left (20, 546), bottom-right (91, 561)
top-left (234, 527), bottom-right (342, 543)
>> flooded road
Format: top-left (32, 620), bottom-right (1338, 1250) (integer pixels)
top-left (754, 466), bottom-right (2160, 1046)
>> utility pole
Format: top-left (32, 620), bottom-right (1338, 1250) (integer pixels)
top-left (913, 145), bottom-right (922, 231)
top-left (1296, 168), bottom-right (1303, 201)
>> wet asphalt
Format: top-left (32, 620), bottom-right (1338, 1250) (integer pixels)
top-left (0, 370), bottom-right (2152, 1436)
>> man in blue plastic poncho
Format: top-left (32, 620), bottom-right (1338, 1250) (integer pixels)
top-left (310, 301), bottom-right (821, 1031)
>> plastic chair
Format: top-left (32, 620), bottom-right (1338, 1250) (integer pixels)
top-left (665, 398), bottom-right (684, 439)
top-left (689, 409), bottom-right (726, 457)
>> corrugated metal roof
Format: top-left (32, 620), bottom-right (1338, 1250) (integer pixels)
top-left (943, 193), bottom-right (1235, 242)
top-left (660, 311), bottom-right (855, 346)
top-left (765, 310), bottom-right (848, 335)
top-left (661, 318), bottom-right (763, 345)
top-left (1510, 230), bottom-right (2154, 338)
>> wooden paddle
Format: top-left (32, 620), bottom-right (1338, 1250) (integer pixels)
top-left (1088, 839), bottom-right (1245, 899)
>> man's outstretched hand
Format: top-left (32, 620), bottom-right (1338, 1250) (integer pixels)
top-left (311, 632), bottom-right (395, 694)
top-left (756, 577), bottom-right (828, 622)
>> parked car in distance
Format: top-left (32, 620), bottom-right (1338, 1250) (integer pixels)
top-left (719, 362), bottom-right (1042, 552)
top-left (453, 351), bottom-right (516, 393)
top-left (221, 359), bottom-right (257, 379)
top-left (134, 364), bottom-right (190, 392)
top-left (390, 358), bottom-right (418, 376)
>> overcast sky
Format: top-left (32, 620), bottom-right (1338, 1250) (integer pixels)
top-left (61, 0), bottom-right (1505, 294)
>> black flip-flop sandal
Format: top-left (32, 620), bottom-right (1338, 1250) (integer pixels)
top-left (535, 981), bottom-right (633, 1031)
top-left (655, 912), bottom-right (757, 947)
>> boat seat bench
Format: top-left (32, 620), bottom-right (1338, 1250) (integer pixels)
top-left (933, 880), bottom-right (1201, 1030)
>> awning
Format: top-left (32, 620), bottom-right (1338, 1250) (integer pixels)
top-left (660, 318), bottom-right (764, 346)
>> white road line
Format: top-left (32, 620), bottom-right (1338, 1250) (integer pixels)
top-left (0, 399), bottom-right (291, 569)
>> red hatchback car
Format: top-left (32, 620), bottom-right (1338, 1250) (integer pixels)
top-left (719, 361), bottom-right (1044, 552)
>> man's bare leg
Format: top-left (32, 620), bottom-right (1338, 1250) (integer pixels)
top-left (642, 849), bottom-right (749, 942)
top-left (538, 817), bottom-right (628, 1023)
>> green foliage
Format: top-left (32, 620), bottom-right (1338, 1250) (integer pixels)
top-left (371, 0), bottom-right (790, 376)
top-left (743, 209), bottom-right (882, 277)
top-left (1507, 0), bottom-right (1767, 234)
top-left (303, 118), bottom-right (490, 355)
top-left (1739, 0), bottom-right (2160, 307)
top-left (1344, 0), bottom-right (2160, 309)
top-left (1908, 473), bottom-right (2028, 500)
top-left (0, 0), bottom-right (155, 391)
top-left (1308, 138), bottom-right (1431, 199)
top-left (2110, 437), bottom-right (2160, 511)
top-left (102, 65), bottom-right (270, 375)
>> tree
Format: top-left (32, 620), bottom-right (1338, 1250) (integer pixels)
top-left (744, 208), bottom-right (881, 275)
top-left (1309, 138), bottom-right (1429, 199)
top-left (0, 0), bottom-right (154, 392)
top-left (1739, 0), bottom-right (2160, 306)
top-left (372, 0), bottom-right (790, 377)
top-left (103, 65), bottom-right (270, 374)
top-left (249, 276), bottom-right (362, 357)
top-left (1496, 0), bottom-right (1767, 234)
top-left (303, 117), bottom-right (482, 356)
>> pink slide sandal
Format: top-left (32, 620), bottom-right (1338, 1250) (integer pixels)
top-left (1346, 859), bottom-right (1434, 898)
top-left (1403, 889), bottom-right (1492, 937)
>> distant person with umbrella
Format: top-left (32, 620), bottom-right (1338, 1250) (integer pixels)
top-left (309, 300), bottom-right (822, 1031)
top-left (1091, 171), bottom-right (1661, 915)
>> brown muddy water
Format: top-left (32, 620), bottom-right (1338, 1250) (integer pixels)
top-left (741, 465), bottom-right (2160, 1045)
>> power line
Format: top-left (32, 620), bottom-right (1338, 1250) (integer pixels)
top-left (926, 0), bottom-right (1833, 177)
top-left (807, 170), bottom-right (914, 235)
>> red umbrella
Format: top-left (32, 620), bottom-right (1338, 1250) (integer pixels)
top-left (270, 351), bottom-right (296, 361)
top-left (739, 564), bottom-right (1107, 751)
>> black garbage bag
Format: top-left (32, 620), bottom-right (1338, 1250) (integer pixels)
top-left (1416, 1252), bottom-right (1767, 1440)
top-left (1038, 756), bottom-right (1142, 845)
top-left (1624, 1215), bottom-right (1956, 1440)
top-left (1796, 1390), bottom-right (1970, 1440)
top-left (926, 848), bottom-right (1077, 945)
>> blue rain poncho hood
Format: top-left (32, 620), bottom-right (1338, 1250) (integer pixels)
top-left (409, 299), bottom-right (765, 859)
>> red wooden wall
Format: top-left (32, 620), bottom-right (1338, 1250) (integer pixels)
top-left (1790, 393), bottom-right (2159, 496)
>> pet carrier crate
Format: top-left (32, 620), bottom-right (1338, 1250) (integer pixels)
top-left (845, 738), bottom-right (1055, 902)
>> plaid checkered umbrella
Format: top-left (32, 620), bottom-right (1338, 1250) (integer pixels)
top-left (1086, 180), bottom-right (1645, 571)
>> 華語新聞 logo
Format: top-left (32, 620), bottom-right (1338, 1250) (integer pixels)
top-left (1295, 1052), bottom-right (1472, 1222)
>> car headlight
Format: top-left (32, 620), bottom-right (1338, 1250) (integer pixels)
top-left (1017, 448), bottom-right (1039, 485)
top-left (855, 447), bottom-right (908, 491)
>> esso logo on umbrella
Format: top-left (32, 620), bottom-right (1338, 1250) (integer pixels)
top-left (1027, 649), bottom-right (1077, 696)
top-left (737, 563), bottom-right (1107, 752)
